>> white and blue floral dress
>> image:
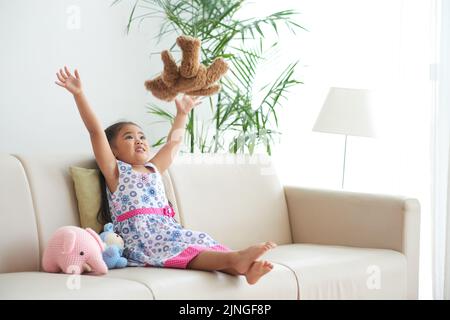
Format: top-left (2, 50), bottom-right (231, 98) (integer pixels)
top-left (106, 159), bottom-right (229, 268)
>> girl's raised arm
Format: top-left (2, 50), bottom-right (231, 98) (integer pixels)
top-left (150, 95), bottom-right (201, 174)
top-left (55, 66), bottom-right (118, 184)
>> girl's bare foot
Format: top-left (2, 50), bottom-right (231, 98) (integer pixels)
top-left (230, 241), bottom-right (277, 274)
top-left (245, 260), bottom-right (274, 285)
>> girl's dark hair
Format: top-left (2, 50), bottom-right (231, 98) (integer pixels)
top-left (97, 121), bottom-right (140, 226)
top-left (96, 121), bottom-right (174, 226)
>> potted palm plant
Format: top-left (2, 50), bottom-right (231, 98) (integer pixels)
top-left (113, 0), bottom-right (304, 155)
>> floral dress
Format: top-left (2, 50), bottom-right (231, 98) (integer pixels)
top-left (106, 159), bottom-right (230, 268)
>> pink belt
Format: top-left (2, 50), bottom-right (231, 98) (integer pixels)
top-left (116, 205), bottom-right (175, 222)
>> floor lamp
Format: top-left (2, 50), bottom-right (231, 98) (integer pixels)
top-left (313, 87), bottom-right (376, 189)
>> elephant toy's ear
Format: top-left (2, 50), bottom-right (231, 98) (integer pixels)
top-left (62, 230), bottom-right (76, 254)
top-left (86, 228), bottom-right (106, 252)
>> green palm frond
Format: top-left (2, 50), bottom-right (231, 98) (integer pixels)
top-left (146, 103), bottom-right (175, 123)
top-left (151, 136), bottom-right (167, 147)
top-left (115, 0), bottom-right (305, 155)
top-left (258, 62), bottom-right (302, 127)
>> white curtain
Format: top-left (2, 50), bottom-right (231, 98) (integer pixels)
top-left (431, 0), bottom-right (450, 300)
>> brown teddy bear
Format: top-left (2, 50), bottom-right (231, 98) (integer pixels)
top-left (145, 35), bottom-right (229, 101)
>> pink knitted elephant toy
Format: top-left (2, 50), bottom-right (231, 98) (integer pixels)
top-left (42, 226), bottom-right (108, 275)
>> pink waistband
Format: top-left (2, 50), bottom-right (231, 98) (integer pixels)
top-left (116, 205), bottom-right (175, 222)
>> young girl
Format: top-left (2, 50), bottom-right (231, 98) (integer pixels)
top-left (55, 66), bottom-right (276, 285)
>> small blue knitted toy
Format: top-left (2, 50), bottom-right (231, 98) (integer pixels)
top-left (99, 223), bottom-right (127, 269)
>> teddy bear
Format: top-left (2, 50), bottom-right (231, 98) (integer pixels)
top-left (145, 35), bottom-right (229, 101)
top-left (99, 223), bottom-right (127, 269)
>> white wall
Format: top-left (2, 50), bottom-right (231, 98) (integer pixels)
top-left (0, 0), bottom-right (173, 154)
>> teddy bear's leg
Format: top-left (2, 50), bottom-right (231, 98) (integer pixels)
top-left (176, 35), bottom-right (201, 79)
top-left (204, 58), bottom-right (229, 88)
top-left (186, 84), bottom-right (221, 97)
top-left (145, 76), bottom-right (178, 101)
top-left (173, 65), bottom-right (207, 93)
top-left (161, 50), bottom-right (179, 87)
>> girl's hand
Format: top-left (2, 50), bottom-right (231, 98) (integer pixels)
top-left (55, 66), bottom-right (82, 96)
top-left (175, 95), bottom-right (202, 116)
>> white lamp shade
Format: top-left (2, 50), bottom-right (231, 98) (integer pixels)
top-left (313, 87), bottom-right (376, 137)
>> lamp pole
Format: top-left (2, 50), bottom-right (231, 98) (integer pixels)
top-left (342, 134), bottom-right (347, 189)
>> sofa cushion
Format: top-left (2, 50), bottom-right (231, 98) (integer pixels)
top-left (0, 155), bottom-right (40, 273)
top-left (105, 263), bottom-right (298, 299)
top-left (263, 244), bottom-right (407, 299)
top-left (69, 166), bottom-right (103, 233)
top-left (168, 153), bottom-right (293, 249)
top-left (0, 272), bottom-right (153, 299)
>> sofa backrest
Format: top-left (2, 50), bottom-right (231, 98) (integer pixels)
top-left (168, 153), bottom-right (293, 249)
top-left (12, 153), bottom-right (92, 260)
top-left (0, 155), bottom-right (40, 273)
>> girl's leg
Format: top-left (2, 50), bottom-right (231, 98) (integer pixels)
top-left (216, 262), bottom-right (274, 281)
top-left (187, 241), bottom-right (277, 274)
top-left (186, 250), bottom-right (234, 271)
top-left (220, 267), bottom-right (241, 276)
top-left (187, 251), bottom-right (275, 284)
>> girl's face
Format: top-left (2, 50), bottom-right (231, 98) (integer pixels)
top-left (112, 124), bottom-right (150, 164)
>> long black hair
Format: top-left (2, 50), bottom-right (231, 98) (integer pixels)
top-left (96, 121), bottom-right (174, 226)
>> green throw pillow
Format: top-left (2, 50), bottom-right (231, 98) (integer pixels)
top-left (69, 166), bottom-right (103, 233)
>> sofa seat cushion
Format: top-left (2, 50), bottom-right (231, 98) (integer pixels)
top-left (262, 244), bottom-right (407, 300)
top-left (105, 263), bottom-right (297, 300)
top-left (0, 272), bottom-right (153, 299)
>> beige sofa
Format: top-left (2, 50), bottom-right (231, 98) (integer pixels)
top-left (0, 153), bottom-right (420, 299)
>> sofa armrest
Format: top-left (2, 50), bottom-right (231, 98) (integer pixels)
top-left (284, 186), bottom-right (420, 252)
top-left (284, 186), bottom-right (420, 299)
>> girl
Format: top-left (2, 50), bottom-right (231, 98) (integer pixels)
top-left (55, 66), bottom-right (276, 285)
